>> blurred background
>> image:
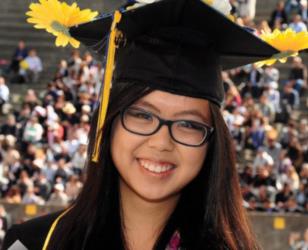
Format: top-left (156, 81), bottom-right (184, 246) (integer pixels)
top-left (0, 0), bottom-right (307, 249)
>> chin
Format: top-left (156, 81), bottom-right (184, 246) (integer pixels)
top-left (132, 184), bottom-right (181, 204)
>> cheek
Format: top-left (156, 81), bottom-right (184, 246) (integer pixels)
top-left (178, 145), bottom-right (208, 179)
top-left (110, 119), bottom-right (141, 171)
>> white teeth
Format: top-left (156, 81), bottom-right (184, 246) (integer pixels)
top-left (139, 159), bottom-right (174, 174)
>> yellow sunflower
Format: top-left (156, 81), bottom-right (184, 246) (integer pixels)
top-left (26, 0), bottom-right (98, 48)
top-left (256, 28), bottom-right (308, 67)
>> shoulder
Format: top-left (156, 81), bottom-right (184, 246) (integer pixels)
top-left (2, 211), bottom-right (62, 250)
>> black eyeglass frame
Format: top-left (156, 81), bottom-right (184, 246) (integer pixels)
top-left (120, 106), bottom-right (215, 147)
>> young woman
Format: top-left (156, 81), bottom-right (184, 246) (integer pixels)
top-left (3, 0), bottom-right (284, 249)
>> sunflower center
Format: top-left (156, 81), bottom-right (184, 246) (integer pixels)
top-left (51, 21), bottom-right (71, 37)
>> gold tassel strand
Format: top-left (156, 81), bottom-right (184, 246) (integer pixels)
top-left (92, 10), bottom-right (122, 162)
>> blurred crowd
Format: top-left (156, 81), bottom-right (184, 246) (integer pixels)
top-left (219, 0), bottom-right (308, 214)
top-left (0, 49), bottom-right (101, 209)
top-left (0, 0), bottom-right (307, 232)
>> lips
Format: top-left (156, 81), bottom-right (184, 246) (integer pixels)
top-left (138, 158), bottom-right (176, 174)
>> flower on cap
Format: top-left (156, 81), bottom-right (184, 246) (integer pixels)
top-left (26, 0), bottom-right (98, 48)
top-left (255, 28), bottom-right (308, 67)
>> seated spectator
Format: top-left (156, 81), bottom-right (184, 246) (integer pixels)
top-left (237, 0), bottom-right (256, 20)
top-left (253, 149), bottom-right (273, 176)
top-left (22, 186), bottom-right (45, 205)
top-left (288, 56), bottom-right (307, 94)
top-left (262, 65), bottom-right (280, 87)
top-left (282, 82), bottom-right (300, 110)
top-left (0, 77), bottom-right (9, 113)
top-left (257, 94), bottom-right (275, 122)
top-left (260, 198), bottom-right (279, 212)
top-left (47, 183), bottom-right (69, 206)
top-left (34, 172), bottom-right (52, 201)
top-left (19, 49), bottom-right (43, 83)
top-left (71, 141), bottom-right (87, 175)
top-left (269, 1), bottom-right (288, 29)
top-left (47, 121), bottom-right (65, 146)
top-left (285, 195), bottom-right (304, 212)
top-left (3, 149), bottom-right (22, 184)
top-left (3, 186), bottom-right (22, 204)
top-left (224, 84), bottom-right (242, 112)
top-left (22, 115), bottom-right (44, 143)
top-left (302, 0), bottom-right (308, 23)
top-left (253, 166), bottom-right (276, 188)
top-left (246, 117), bottom-right (266, 150)
top-left (75, 114), bottom-right (90, 141)
top-left (295, 182), bottom-right (307, 208)
top-left (230, 113), bottom-right (246, 152)
top-left (54, 60), bottom-right (68, 80)
top-left (289, 14), bottom-right (307, 32)
top-left (256, 20), bottom-right (272, 34)
top-left (0, 114), bottom-right (18, 138)
top-left (298, 120), bottom-right (308, 159)
top-left (23, 89), bottom-right (40, 110)
top-left (275, 182), bottom-right (294, 210)
top-left (229, 0), bottom-right (238, 16)
top-left (240, 165), bottom-right (255, 186)
top-left (277, 166), bottom-right (300, 191)
top-left (300, 163), bottom-right (308, 180)
top-left (65, 175), bottom-right (83, 202)
top-left (263, 129), bottom-right (282, 173)
top-left (60, 102), bottom-right (78, 126)
top-left (0, 152), bottom-right (9, 193)
top-left (242, 64), bottom-right (264, 99)
top-left (280, 121), bottom-right (297, 148)
top-left (67, 49), bottom-right (82, 72)
top-left (285, 0), bottom-right (303, 20)
top-left (53, 157), bottom-right (72, 183)
top-left (263, 81), bottom-right (281, 115)
top-left (8, 40), bottom-right (28, 77)
top-left (42, 161), bottom-right (57, 183)
top-left (17, 170), bottom-right (34, 196)
top-left (287, 136), bottom-right (304, 170)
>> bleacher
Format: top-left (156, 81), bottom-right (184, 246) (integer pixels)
top-left (0, 0), bottom-right (125, 97)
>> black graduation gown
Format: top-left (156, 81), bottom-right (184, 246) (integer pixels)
top-left (2, 211), bottom-right (62, 250)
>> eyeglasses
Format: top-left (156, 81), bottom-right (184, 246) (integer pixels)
top-left (120, 106), bottom-right (214, 147)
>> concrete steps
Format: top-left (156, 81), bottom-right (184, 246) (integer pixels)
top-left (0, 0), bottom-right (125, 88)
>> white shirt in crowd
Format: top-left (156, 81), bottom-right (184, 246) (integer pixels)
top-left (25, 55), bottom-right (43, 72)
top-left (237, 0), bottom-right (256, 20)
top-left (0, 82), bottom-right (9, 102)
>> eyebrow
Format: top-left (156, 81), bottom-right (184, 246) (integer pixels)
top-left (135, 100), bottom-right (210, 123)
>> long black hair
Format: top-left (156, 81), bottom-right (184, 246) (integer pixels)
top-left (49, 81), bottom-right (260, 250)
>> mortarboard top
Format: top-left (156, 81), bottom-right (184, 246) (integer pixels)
top-left (69, 0), bottom-right (279, 106)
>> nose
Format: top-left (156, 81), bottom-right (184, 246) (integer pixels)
top-left (147, 124), bottom-right (174, 151)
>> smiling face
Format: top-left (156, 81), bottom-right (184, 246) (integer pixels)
top-left (111, 90), bottom-right (211, 203)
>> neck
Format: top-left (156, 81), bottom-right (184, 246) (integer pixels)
top-left (119, 179), bottom-right (179, 250)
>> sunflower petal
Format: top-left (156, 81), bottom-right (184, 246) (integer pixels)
top-left (26, 0), bottom-right (98, 48)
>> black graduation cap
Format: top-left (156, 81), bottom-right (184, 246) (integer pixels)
top-left (69, 0), bottom-right (279, 106)
top-left (69, 0), bottom-right (280, 162)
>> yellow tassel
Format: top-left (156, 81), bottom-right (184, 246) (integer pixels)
top-left (42, 207), bottom-right (73, 250)
top-left (92, 10), bottom-right (122, 162)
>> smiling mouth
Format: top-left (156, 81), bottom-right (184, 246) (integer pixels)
top-left (138, 158), bottom-right (176, 174)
